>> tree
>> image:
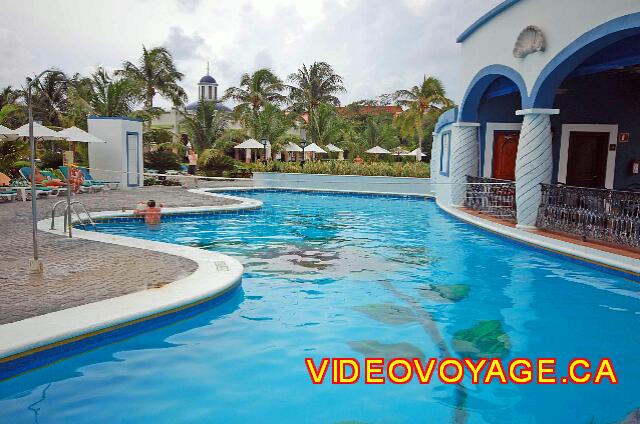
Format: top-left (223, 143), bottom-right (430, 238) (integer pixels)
top-left (179, 100), bottom-right (230, 153)
top-left (30, 70), bottom-right (69, 128)
top-left (392, 76), bottom-right (453, 154)
top-left (81, 67), bottom-right (144, 117)
top-left (223, 68), bottom-right (286, 115)
top-left (306, 103), bottom-right (341, 146)
top-left (240, 102), bottom-right (292, 153)
top-left (287, 62), bottom-right (346, 118)
top-left (118, 46), bottom-right (187, 127)
top-left (0, 137), bottom-right (28, 173)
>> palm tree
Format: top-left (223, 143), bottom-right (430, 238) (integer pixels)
top-left (81, 67), bottom-right (144, 117)
top-left (30, 70), bottom-right (69, 127)
top-left (392, 76), bottom-right (453, 154)
top-left (240, 103), bottom-right (292, 155)
top-left (118, 46), bottom-right (187, 127)
top-left (179, 100), bottom-right (230, 153)
top-left (306, 103), bottom-right (341, 146)
top-left (287, 62), bottom-right (346, 118)
top-left (223, 68), bottom-right (286, 115)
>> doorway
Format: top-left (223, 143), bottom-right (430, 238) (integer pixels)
top-left (565, 131), bottom-right (609, 188)
top-left (492, 130), bottom-right (520, 181)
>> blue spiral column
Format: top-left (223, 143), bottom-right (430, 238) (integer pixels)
top-left (450, 122), bottom-right (480, 206)
top-left (514, 109), bottom-right (559, 228)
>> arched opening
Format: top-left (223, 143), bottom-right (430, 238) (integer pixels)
top-left (530, 13), bottom-right (640, 190)
top-left (459, 66), bottom-right (526, 180)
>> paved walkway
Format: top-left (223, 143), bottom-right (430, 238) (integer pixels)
top-left (0, 180), bottom-right (252, 324)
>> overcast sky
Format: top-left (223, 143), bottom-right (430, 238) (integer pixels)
top-left (0, 0), bottom-right (501, 108)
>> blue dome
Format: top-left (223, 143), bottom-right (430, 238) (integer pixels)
top-left (185, 101), bottom-right (230, 112)
top-left (199, 75), bottom-right (217, 84)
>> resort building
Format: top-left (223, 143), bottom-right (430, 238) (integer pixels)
top-left (432, 0), bottom-right (640, 245)
top-left (152, 66), bottom-right (233, 141)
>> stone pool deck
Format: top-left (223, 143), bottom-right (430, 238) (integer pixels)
top-left (0, 181), bottom-right (251, 325)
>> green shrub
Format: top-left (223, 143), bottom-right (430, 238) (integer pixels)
top-left (144, 150), bottom-right (182, 173)
top-left (248, 160), bottom-right (429, 178)
top-left (40, 151), bottom-right (63, 169)
top-left (199, 149), bottom-right (236, 177)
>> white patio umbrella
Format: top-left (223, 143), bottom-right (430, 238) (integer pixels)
top-left (325, 143), bottom-right (344, 160)
top-left (365, 145), bottom-right (391, 154)
top-left (284, 142), bottom-right (303, 152)
top-left (392, 147), bottom-right (409, 155)
top-left (0, 125), bottom-right (19, 140)
top-left (403, 148), bottom-right (427, 157)
top-left (14, 122), bottom-right (67, 141)
top-left (234, 138), bottom-right (265, 163)
top-left (303, 142), bottom-right (327, 161)
top-left (57, 126), bottom-right (108, 145)
top-left (305, 143), bottom-right (327, 154)
top-left (233, 138), bottom-right (264, 149)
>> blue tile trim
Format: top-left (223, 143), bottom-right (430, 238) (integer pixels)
top-left (456, 0), bottom-right (522, 43)
top-left (0, 286), bottom-right (242, 381)
top-left (87, 115), bottom-right (144, 122)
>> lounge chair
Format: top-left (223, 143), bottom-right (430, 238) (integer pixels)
top-left (58, 166), bottom-right (103, 192)
top-left (0, 172), bottom-right (51, 201)
top-left (18, 167), bottom-right (64, 197)
top-left (0, 188), bottom-right (17, 202)
top-left (79, 167), bottom-right (117, 189)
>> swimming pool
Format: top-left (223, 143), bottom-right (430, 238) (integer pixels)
top-left (1, 189), bottom-right (638, 423)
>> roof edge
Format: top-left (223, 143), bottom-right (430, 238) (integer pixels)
top-left (456, 0), bottom-right (522, 43)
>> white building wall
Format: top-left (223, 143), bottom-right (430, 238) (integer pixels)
top-left (459, 0), bottom-right (639, 101)
top-left (88, 118), bottom-right (144, 189)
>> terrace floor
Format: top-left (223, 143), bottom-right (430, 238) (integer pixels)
top-left (460, 208), bottom-right (640, 261)
top-left (0, 180), bottom-right (252, 325)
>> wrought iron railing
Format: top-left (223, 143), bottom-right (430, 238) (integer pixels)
top-left (536, 184), bottom-right (640, 248)
top-left (465, 176), bottom-right (516, 221)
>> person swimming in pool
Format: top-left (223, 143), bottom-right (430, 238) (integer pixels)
top-left (134, 200), bottom-right (163, 224)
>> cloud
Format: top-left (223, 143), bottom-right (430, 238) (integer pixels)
top-left (176, 0), bottom-right (202, 12)
top-left (164, 26), bottom-right (207, 62)
top-left (0, 0), bottom-right (502, 107)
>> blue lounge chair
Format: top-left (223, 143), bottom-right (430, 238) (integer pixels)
top-left (19, 167), bottom-right (64, 197)
top-left (59, 166), bottom-right (104, 192)
top-left (79, 167), bottom-right (118, 189)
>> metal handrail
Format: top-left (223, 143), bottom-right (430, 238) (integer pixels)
top-left (51, 201), bottom-right (97, 235)
top-left (50, 200), bottom-right (68, 229)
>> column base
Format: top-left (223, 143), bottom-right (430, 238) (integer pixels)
top-left (29, 258), bottom-right (43, 274)
top-left (515, 224), bottom-right (538, 231)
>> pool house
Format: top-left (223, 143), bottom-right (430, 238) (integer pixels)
top-left (431, 0), bottom-right (640, 249)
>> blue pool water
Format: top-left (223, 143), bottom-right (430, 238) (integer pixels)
top-left (1, 189), bottom-right (639, 423)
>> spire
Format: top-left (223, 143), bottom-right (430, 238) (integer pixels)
top-left (206, 61), bottom-right (210, 76)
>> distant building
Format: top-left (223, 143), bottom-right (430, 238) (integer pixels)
top-left (151, 65), bottom-right (233, 142)
top-left (336, 105), bottom-right (403, 118)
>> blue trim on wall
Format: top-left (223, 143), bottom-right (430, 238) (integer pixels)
top-left (88, 115), bottom-right (144, 122)
top-left (459, 65), bottom-right (527, 122)
top-left (456, 0), bottom-right (522, 43)
top-left (435, 107), bottom-right (458, 133)
top-left (529, 12), bottom-right (640, 108)
top-left (126, 131), bottom-right (140, 187)
top-left (439, 131), bottom-right (452, 177)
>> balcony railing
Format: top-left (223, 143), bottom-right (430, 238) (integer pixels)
top-left (465, 176), bottom-right (516, 221)
top-left (536, 184), bottom-right (640, 248)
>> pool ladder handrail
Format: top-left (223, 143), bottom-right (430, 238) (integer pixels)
top-left (50, 200), bottom-right (97, 234)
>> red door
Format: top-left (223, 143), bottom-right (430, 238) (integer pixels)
top-left (492, 131), bottom-right (520, 181)
top-left (566, 132), bottom-right (609, 188)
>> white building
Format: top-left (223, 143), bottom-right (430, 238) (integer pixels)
top-left (152, 67), bottom-right (233, 141)
top-left (432, 0), bottom-right (640, 235)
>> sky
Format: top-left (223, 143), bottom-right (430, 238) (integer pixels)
top-left (0, 0), bottom-right (501, 109)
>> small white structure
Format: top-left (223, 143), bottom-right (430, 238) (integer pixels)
top-left (365, 146), bottom-right (391, 155)
top-left (326, 143), bottom-right (344, 160)
top-left (87, 117), bottom-right (144, 189)
top-left (234, 138), bottom-right (265, 163)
